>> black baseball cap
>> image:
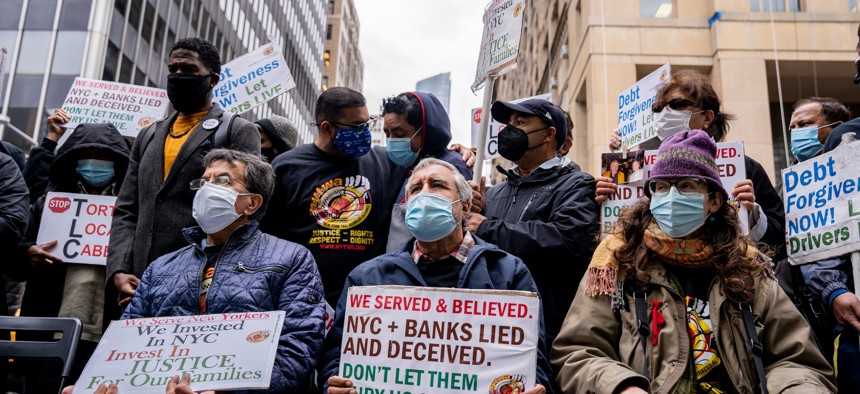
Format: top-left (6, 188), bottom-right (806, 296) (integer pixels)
top-left (491, 98), bottom-right (568, 148)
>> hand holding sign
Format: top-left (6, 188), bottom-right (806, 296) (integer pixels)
top-left (47, 109), bottom-right (71, 142)
top-left (27, 240), bottom-right (63, 268)
top-left (731, 179), bottom-right (756, 211)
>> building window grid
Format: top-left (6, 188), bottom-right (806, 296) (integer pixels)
top-left (750, 0), bottom-right (800, 12)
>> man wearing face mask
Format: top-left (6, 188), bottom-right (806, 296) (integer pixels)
top-left (122, 149), bottom-right (325, 393)
top-left (788, 97), bottom-right (849, 163)
top-left (320, 158), bottom-right (553, 394)
top-left (381, 91), bottom-right (472, 252)
top-left (262, 87), bottom-right (407, 308)
top-left (12, 123), bottom-right (129, 391)
top-left (108, 37), bottom-right (260, 311)
top-left (465, 98), bottom-right (600, 354)
top-left (255, 115), bottom-right (299, 163)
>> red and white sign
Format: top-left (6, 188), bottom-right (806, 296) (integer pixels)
top-left (37, 192), bottom-right (117, 265)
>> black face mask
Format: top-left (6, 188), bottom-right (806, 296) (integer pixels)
top-left (498, 124), bottom-right (548, 161)
top-left (167, 73), bottom-right (212, 113)
top-left (853, 60), bottom-right (860, 85)
top-left (261, 148), bottom-right (278, 163)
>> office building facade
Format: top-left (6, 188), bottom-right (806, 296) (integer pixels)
top-left (323, 0), bottom-right (363, 91)
top-left (1, 0), bottom-right (326, 149)
top-left (416, 72), bottom-right (452, 114)
top-left (494, 0), bottom-right (860, 181)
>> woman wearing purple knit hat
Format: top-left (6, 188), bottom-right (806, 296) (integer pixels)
top-left (551, 130), bottom-right (834, 394)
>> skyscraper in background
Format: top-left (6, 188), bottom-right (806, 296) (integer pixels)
top-left (323, 0), bottom-right (363, 92)
top-left (0, 0), bottom-right (326, 150)
top-left (416, 72), bottom-right (451, 114)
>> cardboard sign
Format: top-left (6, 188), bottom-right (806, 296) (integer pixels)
top-left (60, 77), bottom-right (169, 137)
top-left (74, 311), bottom-right (285, 393)
top-left (470, 93), bottom-right (551, 160)
top-left (782, 139), bottom-right (860, 265)
top-left (617, 64), bottom-right (671, 148)
top-left (600, 141), bottom-right (748, 238)
top-left (340, 286), bottom-right (539, 393)
top-left (36, 192), bottom-right (116, 265)
top-left (472, 0), bottom-right (527, 91)
top-left (212, 42), bottom-right (296, 115)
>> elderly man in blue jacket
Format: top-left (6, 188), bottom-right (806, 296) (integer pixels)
top-left (320, 157), bottom-right (552, 394)
top-left (122, 149), bottom-right (325, 393)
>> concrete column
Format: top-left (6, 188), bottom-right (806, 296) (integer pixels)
top-left (712, 56), bottom-right (778, 182)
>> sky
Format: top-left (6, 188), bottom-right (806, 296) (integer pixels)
top-left (353, 0), bottom-right (487, 146)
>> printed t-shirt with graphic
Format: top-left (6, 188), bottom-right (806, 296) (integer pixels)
top-left (673, 267), bottom-right (732, 393)
top-left (262, 143), bottom-right (406, 305)
top-left (164, 111), bottom-right (208, 180)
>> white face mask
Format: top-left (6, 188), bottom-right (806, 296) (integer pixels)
top-left (654, 107), bottom-right (703, 141)
top-left (192, 183), bottom-right (246, 234)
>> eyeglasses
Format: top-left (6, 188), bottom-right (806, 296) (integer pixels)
top-left (190, 175), bottom-right (246, 190)
top-left (648, 178), bottom-right (707, 196)
top-left (313, 118), bottom-right (377, 134)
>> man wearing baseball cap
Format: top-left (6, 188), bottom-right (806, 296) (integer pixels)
top-left (466, 98), bottom-right (599, 362)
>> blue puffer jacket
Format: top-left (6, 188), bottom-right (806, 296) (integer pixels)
top-left (318, 234), bottom-right (554, 393)
top-left (123, 221), bottom-right (326, 393)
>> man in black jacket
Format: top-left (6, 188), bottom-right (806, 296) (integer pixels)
top-left (107, 37), bottom-right (260, 309)
top-left (465, 99), bottom-right (600, 351)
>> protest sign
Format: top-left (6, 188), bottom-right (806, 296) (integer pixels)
top-left (36, 192), bottom-right (116, 265)
top-left (74, 311), bottom-right (285, 393)
top-left (599, 141), bottom-right (748, 238)
top-left (782, 139), bottom-right (860, 265)
top-left (212, 42), bottom-right (295, 115)
top-left (470, 93), bottom-right (551, 160)
top-left (61, 77), bottom-right (168, 137)
top-left (340, 286), bottom-right (539, 393)
top-left (472, 0), bottom-right (526, 91)
top-left (617, 63), bottom-right (670, 149)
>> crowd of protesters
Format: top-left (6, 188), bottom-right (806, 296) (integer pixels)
top-left (0, 30), bottom-right (858, 393)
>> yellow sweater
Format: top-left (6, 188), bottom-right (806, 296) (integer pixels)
top-left (163, 111), bottom-right (208, 180)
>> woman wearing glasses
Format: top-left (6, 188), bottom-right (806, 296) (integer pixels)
top-left (551, 130), bottom-right (834, 394)
top-left (597, 70), bottom-right (786, 258)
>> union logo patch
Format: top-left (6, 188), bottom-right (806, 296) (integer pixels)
top-left (309, 175), bottom-right (373, 230)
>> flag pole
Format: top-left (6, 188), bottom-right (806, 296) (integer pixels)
top-left (473, 74), bottom-right (496, 182)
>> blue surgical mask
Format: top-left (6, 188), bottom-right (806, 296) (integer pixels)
top-left (387, 126), bottom-right (422, 167)
top-left (332, 126), bottom-right (371, 157)
top-left (649, 187), bottom-right (707, 238)
top-left (76, 159), bottom-right (115, 187)
top-left (405, 192), bottom-right (461, 242)
top-left (192, 183), bottom-right (245, 234)
top-left (789, 124), bottom-right (835, 162)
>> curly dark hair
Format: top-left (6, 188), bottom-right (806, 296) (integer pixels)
top-left (171, 37), bottom-right (221, 76)
top-left (381, 93), bottom-right (422, 129)
top-left (651, 69), bottom-right (736, 142)
top-left (793, 97), bottom-right (852, 124)
top-left (612, 195), bottom-right (771, 303)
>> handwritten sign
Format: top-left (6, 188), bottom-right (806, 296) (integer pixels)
top-left (617, 64), bottom-right (670, 148)
top-left (340, 286), bottom-right (539, 393)
top-left (600, 141), bottom-right (748, 238)
top-left (783, 139), bottom-right (860, 265)
top-left (36, 192), bottom-right (116, 265)
top-left (74, 311), bottom-right (285, 393)
top-left (212, 42), bottom-right (295, 115)
top-left (61, 78), bottom-right (168, 137)
top-left (471, 93), bottom-right (551, 160)
top-left (472, 0), bottom-right (527, 91)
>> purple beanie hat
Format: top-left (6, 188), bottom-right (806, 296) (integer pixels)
top-left (646, 129), bottom-right (727, 199)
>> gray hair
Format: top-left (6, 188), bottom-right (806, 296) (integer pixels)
top-left (406, 158), bottom-right (473, 205)
top-left (203, 149), bottom-right (274, 220)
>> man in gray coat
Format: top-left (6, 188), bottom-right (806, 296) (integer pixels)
top-left (107, 37), bottom-right (259, 308)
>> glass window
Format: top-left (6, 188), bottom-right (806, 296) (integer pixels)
top-left (109, 9), bottom-right (124, 44)
top-left (9, 75), bottom-right (43, 107)
top-left (641, 0), bottom-right (673, 17)
top-left (119, 55), bottom-right (133, 83)
top-left (0, 0), bottom-right (24, 29)
top-left (141, 2), bottom-right (155, 44)
top-left (326, 24), bottom-right (332, 40)
top-left (115, 0), bottom-right (127, 15)
top-left (7, 107), bottom-right (38, 143)
top-left (124, 25), bottom-right (138, 55)
top-left (128, 0), bottom-right (143, 28)
top-left (16, 31), bottom-right (52, 74)
top-left (852, 0), bottom-right (858, 12)
top-left (25, 0), bottom-right (58, 30)
top-left (51, 31), bottom-right (87, 75)
top-left (59, 0), bottom-right (92, 30)
top-left (153, 17), bottom-right (165, 55)
top-left (103, 42), bottom-right (119, 81)
top-left (45, 75), bottom-right (76, 108)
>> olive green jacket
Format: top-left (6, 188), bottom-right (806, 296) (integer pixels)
top-left (550, 261), bottom-right (835, 394)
